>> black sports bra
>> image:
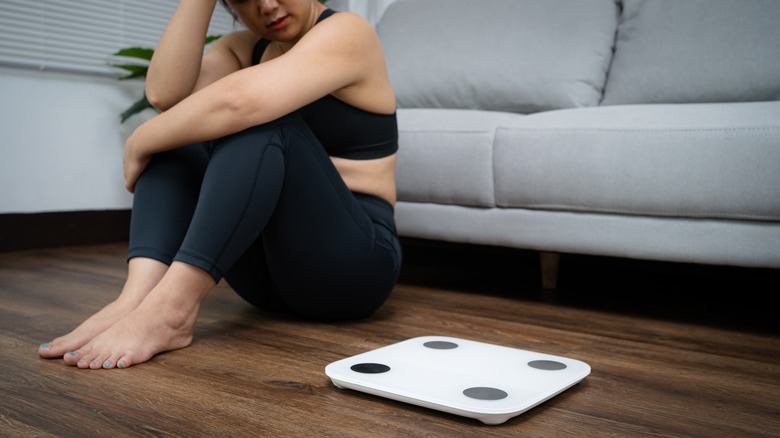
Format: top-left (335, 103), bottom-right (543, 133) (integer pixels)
top-left (250, 9), bottom-right (398, 160)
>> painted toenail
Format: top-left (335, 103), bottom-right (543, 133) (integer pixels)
top-left (79, 359), bottom-right (85, 364)
top-left (41, 343), bottom-right (49, 349)
top-left (104, 361), bottom-right (111, 367)
top-left (91, 361), bottom-right (98, 365)
top-left (118, 362), bottom-right (125, 368)
top-left (68, 352), bottom-right (76, 356)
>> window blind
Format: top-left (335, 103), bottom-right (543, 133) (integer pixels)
top-left (334, 0), bottom-right (395, 25)
top-left (0, 0), bottom-right (236, 76)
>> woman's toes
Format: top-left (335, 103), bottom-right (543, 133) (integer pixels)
top-left (78, 357), bottom-right (99, 369)
top-left (41, 340), bottom-right (72, 359)
top-left (63, 350), bottom-right (80, 366)
top-left (116, 357), bottom-right (130, 369)
top-left (89, 352), bottom-right (111, 370)
top-left (38, 343), bottom-right (53, 357)
top-left (38, 342), bottom-right (57, 359)
top-left (102, 354), bottom-right (122, 369)
top-left (74, 349), bottom-right (100, 369)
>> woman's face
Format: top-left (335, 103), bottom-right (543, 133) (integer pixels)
top-left (226, 0), bottom-right (324, 43)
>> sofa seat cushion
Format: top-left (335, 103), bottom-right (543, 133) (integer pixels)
top-left (396, 109), bottom-right (525, 208)
top-left (493, 102), bottom-right (780, 221)
top-left (602, 0), bottom-right (780, 105)
top-left (376, 0), bottom-right (618, 113)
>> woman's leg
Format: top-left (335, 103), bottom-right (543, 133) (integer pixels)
top-left (65, 261), bottom-right (215, 369)
top-left (64, 123), bottom-right (288, 369)
top-left (38, 258), bottom-right (168, 358)
top-left (224, 117), bottom-right (402, 321)
top-left (40, 145), bottom-right (209, 359)
top-left (234, 192), bottom-right (401, 321)
top-left (61, 115), bottom-right (399, 368)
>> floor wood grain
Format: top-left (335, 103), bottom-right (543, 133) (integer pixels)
top-left (1, 243), bottom-right (778, 437)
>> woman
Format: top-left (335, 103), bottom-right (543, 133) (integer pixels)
top-left (38, 0), bottom-right (401, 369)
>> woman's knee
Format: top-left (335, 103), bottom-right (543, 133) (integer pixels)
top-left (210, 114), bottom-right (304, 152)
top-left (142, 143), bottom-right (209, 182)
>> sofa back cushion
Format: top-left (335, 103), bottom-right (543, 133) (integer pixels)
top-left (602, 0), bottom-right (780, 105)
top-left (375, 0), bottom-right (618, 113)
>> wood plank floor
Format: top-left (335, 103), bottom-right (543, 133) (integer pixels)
top-left (1, 242), bottom-right (779, 437)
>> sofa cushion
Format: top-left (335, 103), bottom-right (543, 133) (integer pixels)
top-left (376, 0), bottom-right (618, 113)
top-left (396, 109), bottom-right (526, 208)
top-left (602, 0), bottom-right (780, 105)
top-left (493, 102), bottom-right (780, 221)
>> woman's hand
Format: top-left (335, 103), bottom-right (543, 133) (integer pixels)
top-left (123, 132), bottom-right (151, 193)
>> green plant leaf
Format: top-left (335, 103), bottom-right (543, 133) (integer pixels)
top-left (114, 36), bottom-right (222, 123)
top-left (110, 63), bottom-right (149, 80)
top-left (120, 94), bottom-right (157, 123)
top-left (112, 47), bottom-right (155, 61)
top-left (205, 34), bottom-right (222, 44)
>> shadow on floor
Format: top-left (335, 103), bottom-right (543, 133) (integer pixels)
top-left (398, 238), bottom-right (780, 335)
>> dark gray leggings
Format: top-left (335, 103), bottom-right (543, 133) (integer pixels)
top-left (128, 114), bottom-right (401, 320)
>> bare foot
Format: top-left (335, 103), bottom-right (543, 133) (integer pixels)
top-left (38, 258), bottom-right (168, 359)
top-left (39, 297), bottom-right (142, 359)
top-left (64, 262), bottom-right (215, 369)
top-left (65, 294), bottom-right (198, 369)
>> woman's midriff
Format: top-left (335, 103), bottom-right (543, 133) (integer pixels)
top-left (331, 154), bottom-right (397, 206)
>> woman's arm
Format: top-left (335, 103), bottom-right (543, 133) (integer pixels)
top-left (125, 13), bottom-right (388, 192)
top-left (146, 0), bottom-right (254, 111)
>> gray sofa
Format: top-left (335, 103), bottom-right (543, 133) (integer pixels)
top-left (375, 0), bottom-right (780, 288)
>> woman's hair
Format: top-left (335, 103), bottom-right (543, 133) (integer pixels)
top-left (218, 0), bottom-right (238, 20)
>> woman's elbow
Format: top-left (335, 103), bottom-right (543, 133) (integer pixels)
top-left (146, 81), bottom-right (192, 112)
top-left (145, 88), bottom-right (176, 112)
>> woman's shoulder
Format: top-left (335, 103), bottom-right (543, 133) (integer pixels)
top-left (320, 11), bottom-right (377, 38)
top-left (209, 30), bottom-right (262, 69)
top-left (298, 11), bottom-right (382, 57)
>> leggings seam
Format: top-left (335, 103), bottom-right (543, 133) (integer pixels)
top-left (214, 142), bottom-right (283, 276)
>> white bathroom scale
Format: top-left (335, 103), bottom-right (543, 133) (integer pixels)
top-left (325, 336), bottom-right (590, 425)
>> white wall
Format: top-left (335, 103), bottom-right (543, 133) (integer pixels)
top-left (0, 0), bottom-right (397, 215)
top-left (330, 0), bottom-right (396, 24)
top-left (0, 66), bottom-right (148, 213)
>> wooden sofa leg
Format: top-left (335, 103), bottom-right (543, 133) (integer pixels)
top-left (540, 252), bottom-right (560, 290)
